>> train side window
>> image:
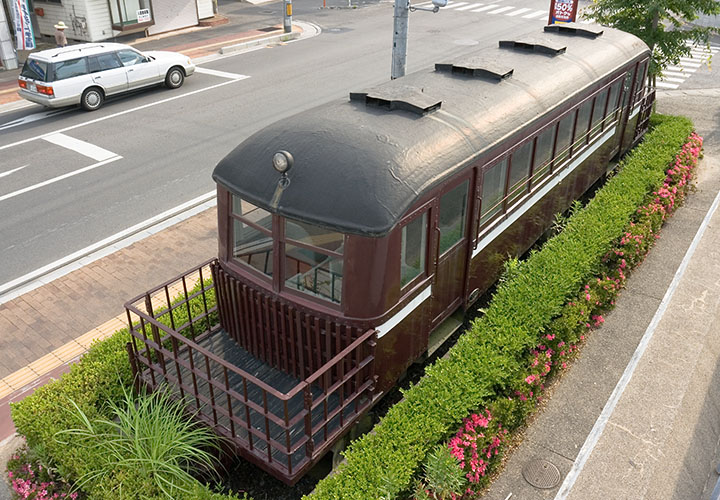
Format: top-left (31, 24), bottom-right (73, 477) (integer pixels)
top-left (607, 81), bottom-right (621, 122)
top-left (231, 195), bottom-right (274, 277)
top-left (533, 125), bottom-right (555, 182)
top-left (479, 158), bottom-right (508, 226)
top-left (507, 141), bottom-right (532, 206)
top-left (555, 112), bottom-right (574, 165)
top-left (401, 212), bottom-right (428, 287)
top-left (621, 70), bottom-right (633, 108)
top-left (573, 100), bottom-right (592, 150)
top-left (590, 88), bottom-right (608, 137)
top-left (438, 180), bottom-right (469, 255)
top-left (634, 61), bottom-right (647, 97)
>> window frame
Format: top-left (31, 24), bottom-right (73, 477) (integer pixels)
top-left (437, 178), bottom-right (470, 257)
top-left (398, 201), bottom-right (432, 291)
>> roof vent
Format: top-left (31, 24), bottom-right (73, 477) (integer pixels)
top-left (349, 86), bottom-right (441, 116)
top-left (435, 57), bottom-right (513, 81)
top-left (498, 38), bottom-right (567, 56)
top-left (544, 23), bottom-right (604, 38)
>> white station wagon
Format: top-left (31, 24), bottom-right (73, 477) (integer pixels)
top-left (18, 42), bottom-right (196, 111)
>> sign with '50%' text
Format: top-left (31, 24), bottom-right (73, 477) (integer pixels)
top-left (548, 0), bottom-right (578, 24)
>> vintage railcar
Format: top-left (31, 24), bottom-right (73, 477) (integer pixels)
top-left (125, 24), bottom-right (655, 484)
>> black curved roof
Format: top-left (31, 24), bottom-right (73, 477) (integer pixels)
top-left (213, 24), bottom-right (649, 237)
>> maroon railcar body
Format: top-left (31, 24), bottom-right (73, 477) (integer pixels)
top-left (125, 24), bottom-right (655, 484)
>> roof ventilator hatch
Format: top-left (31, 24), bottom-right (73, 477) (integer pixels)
top-left (349, 86), bottom-right (442, 116)
top-left (435, 58), bottom-right (513, 81)
top-left (544, 23), bottom-right (604, 38)
top-left (498, 38), bottom-right (567, 56)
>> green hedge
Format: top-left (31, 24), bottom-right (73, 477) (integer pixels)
top-left (10, 283), bottom-right (244, 500)
top-left (308, 114), bottom-right (695, 499)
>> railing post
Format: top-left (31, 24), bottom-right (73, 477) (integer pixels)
top-left (303, 384), bottom-right (315, 457)
top-left (145, 293), bottom-right (165, 371)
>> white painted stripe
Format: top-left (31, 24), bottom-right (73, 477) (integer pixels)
top-left (666, 65), bottom-right (696, 73)
top-left (659, 76), bottom-right (685, 83)
top-left (43, 133), bottom-right (117, 161)
top-left (194, 67), bottom-right (249, 80)
top-left (444, 1), bottom-right (469, 8)
top-left (376, 286), bottom-right (432, 339)
top-left (472, 4), bottom-right (499, 12)
top-left (472, 127), bottom-right (616, 259)
top-left (679, 57), bottom-right (704, 63)
top-left (678, 61), bottom-right (702, 68)
top-left (455, 4), bottom-right (481, 11)
top-left (505, 7), bottom-right (531, 16)
top-left (661, 71), bottom-right (689, 78)
top-left (522, 9), bottom-right (547, 19)
top-left (0, 78), bottom-right (247, 153)
top-left (488, 5), bottom-right (514, 14)
top-left (0, 165), bottom-right (27, 179)
top-left (0, 156), bottom-right (121, 203)
top-left (554, 180), bottom-right (720, 500)
top-left (654, 81), bottom-right (680, 89)
top-left (0, 191), bottom-right (217, 303)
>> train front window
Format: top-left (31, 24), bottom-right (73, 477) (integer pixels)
top-left (401, 212), bottom-right (428, 287)
top-left (284, 220), bottom-right (344, 304)
top-left (231, 196), bottom-right (274, 277)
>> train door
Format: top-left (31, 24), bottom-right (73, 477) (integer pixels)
top-left (429, 173), bottom-right (473, 329)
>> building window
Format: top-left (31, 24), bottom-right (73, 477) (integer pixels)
top-left (107, 0), bottom-right (154, 30)
top-left (438, 181), bottom-right (469, 255)
top-left (401, 212), bottom-right (428, 288)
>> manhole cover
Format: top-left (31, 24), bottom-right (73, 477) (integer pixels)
top-left (522, 459), bottom-right (561, 489)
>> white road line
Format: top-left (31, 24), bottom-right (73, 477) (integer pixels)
top-left (654, 81), bottom-right (680, 89)
top-left (505, 7), bottom-right (531, 16)
top-left (489, 5), bottom-right (514, 14)
top-left (43, 133), bottom-right (117, 161)
top-left (678, 61), bottom-right (702, 68)
top-left (679, 56), bottom-right (706, 62)
top-left (0, 165), bottom-right (27, 179)
top-left (554, 185), bottom-right (720, 500)
top-left (455, 4), bottom-right (480, 10)
top-left (0, 78), bottom-right (246, 153)
top-left (472, 4), bottom-right (499, 12)
top-left (662, 71), bottom-right (689, 78)
top-left (522, 9), bottom-right (547, 18)
top-left (0, 191), bottom-right (217, 303)
top-left (193, 67), bottom-right (249, 80)
top-left (667, 65), bottom-right (696, 73)
top-left (444, 1), bottom-right (470, 8)
top-left (0, 156), bottom-right (121, 203)
top-left (659, 76), bottom-right (685, 83)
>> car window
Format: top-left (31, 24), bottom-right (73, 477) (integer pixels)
top-left (117, 50), bottom-right (145, 67)
top-left (53, 58), bottom-right (89, 81)
top-left (89, 53), bottom-right (123, 73)
top-left (21, 59), bottom-right (49, 81)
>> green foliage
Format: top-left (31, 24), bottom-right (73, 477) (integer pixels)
top-left (56, 385), bottom-right (221, 499)
top-left (418, 446), bottom-right (467, 500)
top-left (308, 114), bottom-right (695, 499)
top-left (10, 279), bottom-right (244, 500)
top-left (583, 0), bottom-right (720, 77)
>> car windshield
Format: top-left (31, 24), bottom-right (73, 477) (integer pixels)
top-left (21, 59), bottom-right (49, 81)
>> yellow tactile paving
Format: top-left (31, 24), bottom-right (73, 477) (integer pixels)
top-left (3, 367), bottom-right (37, 391)
top-left (52, 341), bottom-right (86, 363)
top-left (74, 329), bottom-right (104, 349)
top-left (26, 352), bottom-right (63, 378)
top-left (0, 380), bottom-right (14, 399)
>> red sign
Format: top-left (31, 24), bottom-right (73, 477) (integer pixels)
top-left (548, 0), bottom-right (578, 24)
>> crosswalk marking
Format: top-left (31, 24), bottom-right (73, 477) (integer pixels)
top-left (456, 3), bottom-right (482, 10)
top-left (657, 42), bottom-right (713, 90)
top-left (472, 4), bottom-right (499, 12)
top-left (489, 5), bottom-right (514, 14)
top-left (505, 7), bottom-right (531, 16)
top-left (443, 1), bottom-right (469, 8)
top-left (522, 9), bottom-right (547, 19)
top-left (655, 81), bottom-right (679, 89)
top-left (666, 65), bottom-right (697, 73)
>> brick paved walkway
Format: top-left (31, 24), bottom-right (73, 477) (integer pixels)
top-left (0, 207), bottom-right (217, 380)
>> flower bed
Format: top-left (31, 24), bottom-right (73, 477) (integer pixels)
top-left (308, 116), bottom-right (699, 500)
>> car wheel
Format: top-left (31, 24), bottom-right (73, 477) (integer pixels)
top-left (165, 67), bottom-right (184, 89)
top-left (81, 87), bottom-right (104, 111)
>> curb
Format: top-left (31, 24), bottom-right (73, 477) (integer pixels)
top-left (220, 30), bottom-right (301, 54)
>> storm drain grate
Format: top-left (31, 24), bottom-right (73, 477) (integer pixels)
top-left (522, 459), bottom-right (561, 489)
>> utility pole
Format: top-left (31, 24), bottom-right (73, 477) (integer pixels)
top-left (0, 0), bottom-right (18, 70)
top-left (391, 0), bottom-right (409, 79)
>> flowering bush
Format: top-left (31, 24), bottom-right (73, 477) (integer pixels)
top-left (6, 446), bottom-right (79, 500)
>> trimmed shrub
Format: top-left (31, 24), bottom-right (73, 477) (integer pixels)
top-left (308, 115), bottom-right (695, 499)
